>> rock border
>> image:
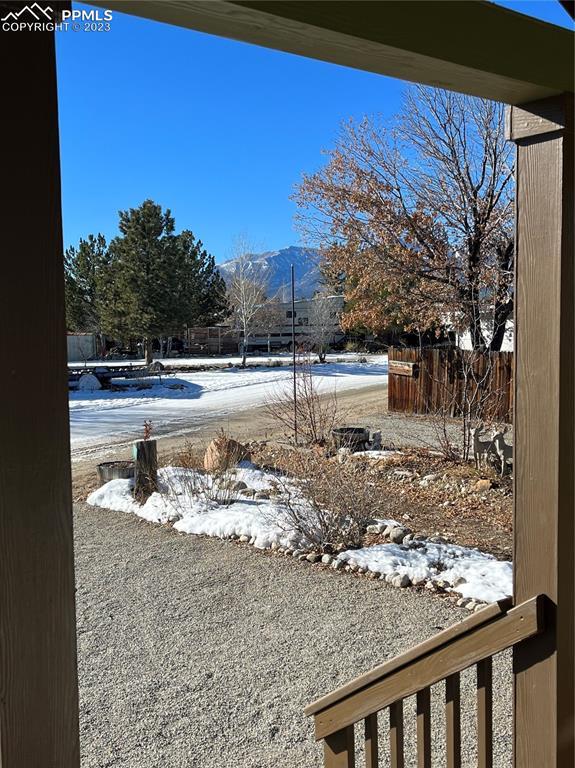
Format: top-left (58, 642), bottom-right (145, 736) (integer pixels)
top-left (222, 523), bottom-right (492, 613)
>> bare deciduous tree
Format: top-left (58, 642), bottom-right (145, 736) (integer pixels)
top-left (264, 355), bottom-right (342, 445)
top-left (295, 86), bottom-right (514, 351)
top-left (423, 349), bottom-right (510, 462)
top-left (307, 293), bottom-right (341, 362)
top-left (226, 237), bottom-right (271, 366)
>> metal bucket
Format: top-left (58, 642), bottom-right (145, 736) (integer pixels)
top-left (332, 427), bottom-right (370, 452)
top-left (97, 460), bottom-right (135, 484)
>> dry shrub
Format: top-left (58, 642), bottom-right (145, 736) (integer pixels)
top-left (264, 355), bottom-right (343, 445)
top-left (168, 439), bottom-right (205, 470)
top-left (160, 437), bottom-right (241, 516)
top-left (272, 450), bottom-right (380, 552)
top-left (417, 350), bottom-right (511, 463)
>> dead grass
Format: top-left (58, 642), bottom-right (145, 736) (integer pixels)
top-left (251, 442), bottom-right (512, 559)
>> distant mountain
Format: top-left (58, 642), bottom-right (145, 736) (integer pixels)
top-left (217, 246), bottom-right (322, 300)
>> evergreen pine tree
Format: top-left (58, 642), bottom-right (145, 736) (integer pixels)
top-left (98, 200), bottom-right (229, 362)
top-left (174, 231), bottom-right (228, 328)
top-left (100, 200), bottom-right (176, 362)
top-left (64, 234), bottom-right (107, 333)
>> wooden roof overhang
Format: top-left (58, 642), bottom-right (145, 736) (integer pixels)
top-left (91, 0), bottom-right (573, 103)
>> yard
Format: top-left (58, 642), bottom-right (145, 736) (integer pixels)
top-left (75, 502), bottom-right (513, 768)
top-left (76, 352), bottom-right (515, 767)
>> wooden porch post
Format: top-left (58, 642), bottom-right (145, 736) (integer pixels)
top-left (0, 17), bottom-right (80, 768)
top-left (509, 93), bottom-right (574, 768)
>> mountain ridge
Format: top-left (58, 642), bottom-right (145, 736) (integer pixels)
top-left (217, 245), bottom-right (322, 300)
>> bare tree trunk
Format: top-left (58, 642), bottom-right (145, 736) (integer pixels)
top-left (241, 330), bottom-right (247, 367)
top-left (144, 337), bottom-right (153, 365)
top-left (490, 240), bottom-right (514, 352)
top-left (489, 306), bottom-right (512, 352)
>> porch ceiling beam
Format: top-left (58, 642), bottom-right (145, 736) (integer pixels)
top-left (91, 0), bottom-right (573, 103)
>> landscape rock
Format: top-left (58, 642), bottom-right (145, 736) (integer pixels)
top-left (385, 571), bottom-right (399, 584)
top-left (255, 490), bottom-right (270, 500)
top-left (321, 554), bottom-right (333, 565)
top-left (392, 469), bottom-right (414, 480)
top-left (203, 436), bottom-right (250, 472)
top-left (332, 559), bottom-right (344, 570)
top-left (337, 447), bottom-right (351, 464)
top-left (390, 526), bottom-right (411, 544)
top-left (78, 373), bottom-right (102, 391)
top-left (391, 574), bottom-right (411, 588)
top-left (366, 523), bottom-right (386, 535)
top-left (306, 553), bottom-right (320, 564)
top-left (239, 535), bottom-right (250, 543)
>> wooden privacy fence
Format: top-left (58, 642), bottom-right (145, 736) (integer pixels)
top-left (388, 347), bottom-right (514, 423)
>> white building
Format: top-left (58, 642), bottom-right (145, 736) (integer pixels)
top-left (246, 295), bottom-right (345, 350)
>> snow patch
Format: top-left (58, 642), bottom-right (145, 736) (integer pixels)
top-left (338, 542), bottom-right (511, 603)
top-left (87, 464), bottom-right (512, 604)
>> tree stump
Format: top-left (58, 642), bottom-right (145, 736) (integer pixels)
top-left (132, 439), bottom-right (158, 503)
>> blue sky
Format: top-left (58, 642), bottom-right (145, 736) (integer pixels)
top-left (56, 1), bottom-right (572, 262)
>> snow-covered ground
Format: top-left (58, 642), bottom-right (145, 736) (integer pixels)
top-left (68, 352), bottom-right (384, 369)
top-left (88, 463), bottom-right (512, 604)
top-left (69, 359), bottom-right (387, 458)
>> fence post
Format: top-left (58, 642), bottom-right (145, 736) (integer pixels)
top-left (133, 439), bottom-right (158, 503)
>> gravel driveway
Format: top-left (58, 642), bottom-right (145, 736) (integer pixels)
top-left (74, 503), bottom-right (512, 767)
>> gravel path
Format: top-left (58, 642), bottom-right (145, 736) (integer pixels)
top-left (74, 503), bottom-right (512, 768)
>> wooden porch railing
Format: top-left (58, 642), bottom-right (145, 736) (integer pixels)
top-left (305, 595), bottom-right (544, 767)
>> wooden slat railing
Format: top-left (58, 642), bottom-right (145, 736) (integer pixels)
top-left (306, 595), bottom-right (544, 767)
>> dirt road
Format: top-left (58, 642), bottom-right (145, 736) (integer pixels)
top-left (72, 382), bottom-right (388, 499)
